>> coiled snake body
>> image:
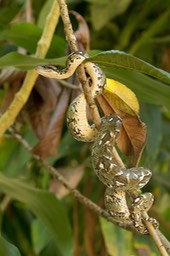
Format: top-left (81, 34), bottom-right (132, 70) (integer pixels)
top-left (36, 51), bottom-right (105, 141)
top-left (92, 115), bottom-right (158, 233)
top-left (36, 51), bottom-right (158, 234)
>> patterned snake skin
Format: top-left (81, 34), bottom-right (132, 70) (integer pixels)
top-left (35, 51), bottom-right (159, 234)
top-left (91, 115), bottom-right (158, 234)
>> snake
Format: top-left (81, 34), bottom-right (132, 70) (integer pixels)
top-left (91, 114), bottom-right (158, 234)
top-left (35, 51), bottom-right (158, 234)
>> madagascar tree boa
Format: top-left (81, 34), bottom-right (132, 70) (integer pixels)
top-left (36, 51), bottom-right (158, 234)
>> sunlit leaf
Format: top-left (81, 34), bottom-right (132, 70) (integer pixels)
top-left (104, 78), bottom-right (140, 116)
top-left (104, 67), bottom-right (170, 110)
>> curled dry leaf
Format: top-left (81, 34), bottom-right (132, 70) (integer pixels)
top-left (97, 78), bottom-right (147, 166)
top-left (32, 86), bottom-right (71, 158)
top-left (117, 115), bottom-right (147, 166)
top-left (25, 77), bottom-right (62, 139)
top-left (70, 10), bottom-right (90, 51)
top-left (49, 164), bottom-right (85, 199)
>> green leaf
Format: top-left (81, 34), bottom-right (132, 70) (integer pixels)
top-left (88, 50), bottom-right (170, 84)
top-left (56, 132), bottom-right (84, 160)
top-left (0, 236), bottom-right (21, 256)
top-left (31, 219), bottom-right (52, 254)
top-left (0, 52), bottom-right (66, 69)
top-left (141, 104), bottom-right (162, 163)
top-left (0, 173), bottom-right (73, 256)
top-left (0, 22), bottom-right (66, 57)
top-left (99, 217), bottom-right (133, 256)
top-left (0, 138), bottom-right (31, 177)
top-left (31, 218), bottom-right (63, 255)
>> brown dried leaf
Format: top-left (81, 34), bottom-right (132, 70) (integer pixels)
top-left (97, 95), bottom-right (147, 166)
top-left (117, 116), bottom-right (147, 166)
top-left (49, 164), bottom-right (84, 199)
top-left (32, 87), bottom-right (71, 158)
top-left (70, 10), bottom-right (90, 51)
top-left (25, 77), bottom-right (62, 138)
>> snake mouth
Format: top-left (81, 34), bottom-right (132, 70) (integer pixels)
top-left (35, 65), bottom-right (57, 71)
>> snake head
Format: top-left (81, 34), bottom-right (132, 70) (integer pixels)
top-left (101, 114), bottom-right (122, 139)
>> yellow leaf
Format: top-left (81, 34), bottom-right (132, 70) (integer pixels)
top-left (104, 78), bottom-right (140, 116)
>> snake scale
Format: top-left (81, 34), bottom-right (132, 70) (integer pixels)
top-left (36, 51), bottom-right (158, 234)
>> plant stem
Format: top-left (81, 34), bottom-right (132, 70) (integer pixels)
top-left (0, 0), bottom-right (60, 137)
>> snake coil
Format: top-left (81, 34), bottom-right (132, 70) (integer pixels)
top-left (36, 51), bottom-right (158, 234)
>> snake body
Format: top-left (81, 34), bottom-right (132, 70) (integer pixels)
top-left (92, 115), bottom-right (158, 234)
top-left (36, 51), bottom-right (158, 234)
top-left (36, 51), bottom-right (106, 141)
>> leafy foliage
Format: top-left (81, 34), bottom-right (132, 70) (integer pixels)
top-left (0, 0), bottom-right (170, 255)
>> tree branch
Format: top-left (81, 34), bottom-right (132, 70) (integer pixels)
top-left (57, 0), bottom-right (102, 129)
